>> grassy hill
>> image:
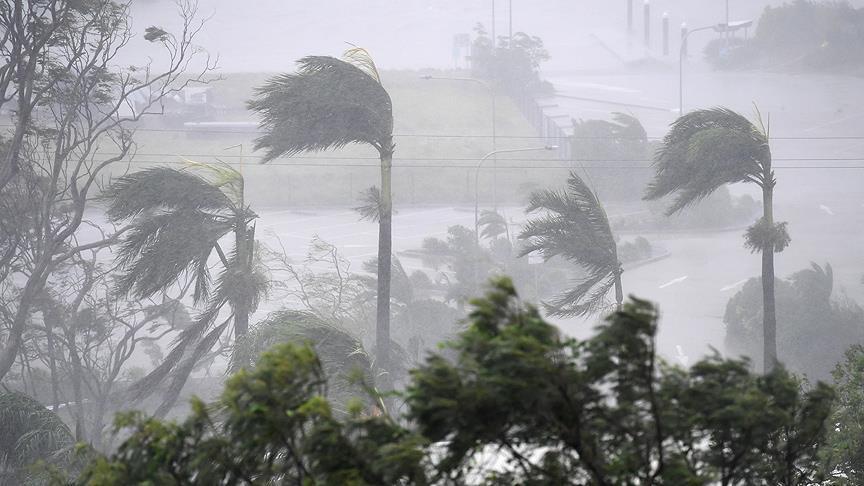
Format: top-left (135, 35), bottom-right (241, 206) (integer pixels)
top-left (129, 70), bottom-right (568, 208)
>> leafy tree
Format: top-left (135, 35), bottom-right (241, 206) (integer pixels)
top-left (105, 163), bottom-right (268, 415)
top-left (249, 48), bottom-right (396, 370)
top-left (570, 112), bottom-right (651, 202)
top-left (520, 172), bottom-right (623, 317)
top-left (825, 344), bottom-right (864, 484)
top-left (724, 263), bottom-right (864, 382)
top-left (78, 279), bottom-right (836, 485)
top-left (407, 279), bottom-right (834, 484)
top-left (76, 343), bottom-right (428, 485)
top-left (645, 107), bottom-right (787, 372)
top-left (0, 0), bottom-right (214, 382)
top-left (470, 23), bottom-right (551, 95)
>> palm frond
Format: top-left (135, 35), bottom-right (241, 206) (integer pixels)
top-left (237, 310), bottom-right (375, 412)
top-left (520, 172), bottom-right (621, 317)
top-left (645, 107), bottom-right (771, 214)
top-left (610, 112), bottom-right (648, 142)
top-left (249, 55), bottom-right (393, 162)
top-left (103, 166), bottom-right (234, 221)
top-left (0, 392), bottom-right (73, 470)
top-left (354, 186), bottom-right (384, 222)
top-left (478, 209), bottom-right (508, 241)
top-left (113, 209), bottom-right (233, 301)
top-left (343, 46), bottom-right (382, 84)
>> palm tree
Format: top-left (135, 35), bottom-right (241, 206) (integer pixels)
top-left (105, 163), bottom-right (268, 414)
top-left (0, 391), bottom-right (74, 483)
top-left (645, 107), bottom-right (788, 372)
top-left (519, 172), bottom-right (623, 317)
top-left (249, 48), bottom-right (395, 368)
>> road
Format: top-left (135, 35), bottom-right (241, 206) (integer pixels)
top-left (252, 185), bottom-right (864, 366)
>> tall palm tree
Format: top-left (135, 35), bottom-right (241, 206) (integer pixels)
top-left (645, 107), bottom-right (788, 372)
top-left (105, 163), bottom-right (268, 414)
top-left (249, 48), bottom-right (395, 367)
top-left (520, 172), bottom-right (623, 317)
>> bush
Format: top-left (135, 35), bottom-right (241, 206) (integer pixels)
top-left (706, 1), bottom-right (864, 72)
top-left (724, 263), bottom-right (864, 382)
top-left (76, 280), bottom-right (836, 485)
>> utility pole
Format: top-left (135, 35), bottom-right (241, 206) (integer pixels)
top-left (662, 12), bottom-right (669, 56)
top-left (508, 0), bottom-right (513, 46)
top-left (627, 0), bottom-right (633, 33)
top-left (643, 0), bottom-right (651, 48)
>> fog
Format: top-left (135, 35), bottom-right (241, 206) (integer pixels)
top-left (2, 0), bottom-right (864, 482)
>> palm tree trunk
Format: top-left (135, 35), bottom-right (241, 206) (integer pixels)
top-left (761, 184), bottom-right (777, 373)
top-left (376, 145), bottom-right (394, 372)
top-left (233, 224), bottom-right (251, 339)
top-left (614, 272), bottom-right (624, 311)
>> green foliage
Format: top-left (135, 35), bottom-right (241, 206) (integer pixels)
top-left (76, 343), bottom-right (428, 485)
top-left (724, 263), bottom-right (864, 381)
top-left (826, 344), bottom-right (864, 483)
top-left (76, 279), bottom-right (837, 484)
top-left (406, 278), bottom-right (835, 484)
top-left (234, 310), bottom-right (377, 414)
top-left (520, 172), bottom-right (622, 317)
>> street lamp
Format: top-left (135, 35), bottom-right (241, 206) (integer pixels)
top-left (421, 74), bottom-right (499, 204)
top-left (474, 146), bottom-right (557, 246)
top-left (678, 20), bottom-right (752, 114)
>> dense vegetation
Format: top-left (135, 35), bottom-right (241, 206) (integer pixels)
top-left (75, 280), bottom-right (838, 485)
top-left (706, 1), bottom-right (864, 72)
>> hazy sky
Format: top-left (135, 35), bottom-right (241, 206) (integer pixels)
top-left (129, 0), bottom-right (815, 73)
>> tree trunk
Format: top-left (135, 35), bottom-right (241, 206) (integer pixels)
top-left (376, 144), bottom-right (394, 373)
top-left (761, 184), bottom-right (777, 373)
top-left (614, 271), bottom-right (624, 311)
top-left (228, 222), bottom-right (253, 373)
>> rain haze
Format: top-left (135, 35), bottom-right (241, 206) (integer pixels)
top-left (2, 0), bottom-right (864, 483)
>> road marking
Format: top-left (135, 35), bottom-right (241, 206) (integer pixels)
top-left (819, 204), bottom-right (835, 216)
top-left (720, 279), bottom-right (749, 292)
top-left (658, 276), bottom-right (687, 289)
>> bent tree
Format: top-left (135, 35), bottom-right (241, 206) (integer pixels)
top-left (105, 163), bottom-right (267, 415)
top-left (520, 172), bottom-right (623, 317)
top-left (249, 48), bottom-right (396, 368)
top-left (645, 107), bottom-right (788, 372)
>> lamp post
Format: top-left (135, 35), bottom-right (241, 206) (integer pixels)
top-left (474, 146), bottom-right (557, 246)
top-left (678, 24), bottom-right (716, 115)
top-left (421, 74), bottom-right (498, 203)
top-left (679, 20), bottom-right (752, 114)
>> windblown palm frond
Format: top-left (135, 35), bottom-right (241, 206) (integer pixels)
top-left (248, 55), bottom-right (393, 162)
top-left (609, 112), bottom-right (648, 143)
top-left (790, 262), bottom-right (834, 307)
top-left (645, 107), bottom-right (771, 214)
top-left (343, 46), bottom-right (382, 84)
top-left (105, 166), bottom-right (246, 303)
top-left (103, 166), bottom-right (234, 221)
top-left (520, 173), bottom-right (621, 317)
top-left (235, 311), bottom-right (375, 413)
top-left (478, 210), bottom-right (508, 241)
top-left (0, 392), bottom-right (73, 479)
top-left (107, 164), bottom-right (265, 414)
